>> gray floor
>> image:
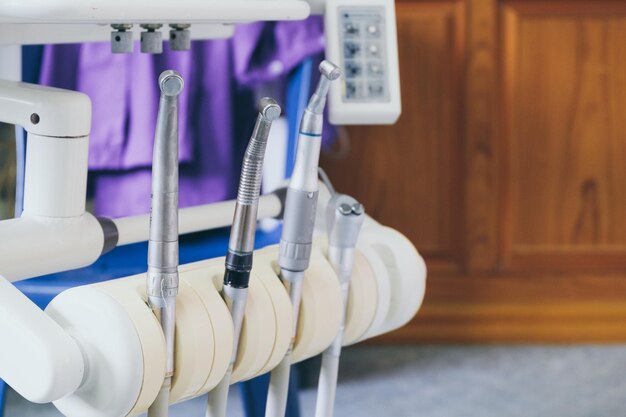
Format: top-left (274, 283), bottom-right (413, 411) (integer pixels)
top-left (6, 345), bottom-right (626, 416)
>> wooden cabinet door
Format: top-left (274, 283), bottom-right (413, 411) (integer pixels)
top-left (323, 0), bottom-right (626, 343)
top-left (322, 1), bottom-right (465, 273)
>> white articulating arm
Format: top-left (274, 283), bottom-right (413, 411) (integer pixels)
top-left (0, 81), bottom-right (103, 281)
top-left (0, 275), bottom-right (85, 403)
top-left (0, 23), bottom-right (235, 46)
top-left (0, 81), bottom-right (94, 400)
top-left (0, 0), bottom-right (310, 24)
top-left (0, 79), bottom-right (90, 138)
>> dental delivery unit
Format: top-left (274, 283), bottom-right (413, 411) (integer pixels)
top-left (0, 1), bottom-right (425, 416)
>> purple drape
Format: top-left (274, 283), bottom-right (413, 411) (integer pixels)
top-left (40, 18), bottom-right (326, 217)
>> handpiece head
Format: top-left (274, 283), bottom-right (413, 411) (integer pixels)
top-left (259, 97), bottom-right (281, 122)
top-left (159, 70), bottom-right (184, 96)
top-left (307, 60), bottom-right (342, 115)
top-left (326, 194), bottom-right (365, 250)
top-left (319, 60), bottom-right (342, 81)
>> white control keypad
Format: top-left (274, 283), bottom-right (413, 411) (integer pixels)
top-left (338, 7), bottom-right (390, 103)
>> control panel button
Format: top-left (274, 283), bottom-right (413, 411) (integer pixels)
top-left (344, 42), bottom-right (361, 58)
top-left (343, 22), bottom-right (360, 37)
top-left (367, 62), bottom-right (384, 77)
top-left (345, 61), bottom-right (363, 78)
top-left (345, 81), bottom-right (364, 99)
top-left (367, 43), bottom-right (381, 58)
top-left (365, 23), bottom-right (380, 37)
top-left (368, 81), bottom-right (385, 98)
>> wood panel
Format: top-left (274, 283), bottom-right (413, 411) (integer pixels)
top-left (397, 0), bottom-right (626, 343)
top-left (381, 273), bottom-right (626, 343)
top-left (501, 2), bottom-right (626, 270)
top-left (321, 1), bottom-right (465, 271)
top-left (464, 0), bottom-right (499, 271)
top-left (330, 0), bottom-right (626, 343)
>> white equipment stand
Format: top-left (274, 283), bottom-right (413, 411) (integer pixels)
top-left (0, 2), bottom-right (420, 417)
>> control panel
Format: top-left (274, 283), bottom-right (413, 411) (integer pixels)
top-left (325, 0), bottom-right (401, 125)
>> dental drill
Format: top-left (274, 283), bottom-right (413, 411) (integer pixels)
top-left (207, 98), bottom-right (281, 417)
top-left (265, 60), bottom-right (341, 417)
top-left (314, 169), bottom-right (364, 417)
top-left (146, 70), bottom-right (184, 417)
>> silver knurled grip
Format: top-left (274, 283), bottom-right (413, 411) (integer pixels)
top-left (279, 188), bottom-right (318, 272)
top-left (278, 241), bottom-right (313, 272)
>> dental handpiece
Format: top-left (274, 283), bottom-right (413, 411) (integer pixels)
top-left (314, 186), bottom-right (365, 417)
top-left (206, 98), bottom-right (281, 417)
top-left (147, 70), bottom-right (184, 417)
top-left (265, 60), bottom-right (342, 417)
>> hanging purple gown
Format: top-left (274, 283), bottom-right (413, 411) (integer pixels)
top-left (39, 18), bottom-right (327, 217)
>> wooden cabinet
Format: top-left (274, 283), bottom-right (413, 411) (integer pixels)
top-left (321, 0), bottom-right (626, 343)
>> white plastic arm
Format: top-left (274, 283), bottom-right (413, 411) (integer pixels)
top-left (0, 81), bottom-right (103, 281)
top-left (113, 192), bottom-right (282, 246)
top-left (0, 275), bottom-right (85, 403)
top-left (0, 79), bottom-right (91, 138)
top-left (0, 0), bottom-right (310, 24)
top-left (0, 215), bottom-right (104, 282)
top-left (0, 23), bottom-right (235, 46)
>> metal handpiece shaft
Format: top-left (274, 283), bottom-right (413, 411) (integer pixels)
top-left (147, 70), bottom-right (184, 417)
top-left (207, 98), bottom-right (281, 417)
top-left (265, 60), bottom-right (341, 417)
top-left (314, 193), bottom-right (364, 417)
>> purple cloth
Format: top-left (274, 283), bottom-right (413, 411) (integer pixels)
top-left (40, 18), bottom-right (326, 217)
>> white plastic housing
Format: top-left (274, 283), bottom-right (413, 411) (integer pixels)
top-left (325, 0), bottom-right (401, 125)
top-left (46, 287), bottom-right (146, 417)
top-left (0, 23), bottom-right (235, 46)
top-left (0, 0), bottom-right (310, 24)
top-left (357, 224), bottom-right (427, 340)
top-left (0, 79), bottom-right (91, 137)
top-left (23, 134), bottom-right (89, 218)
top-left (0, 214), bottom-right (104, 281)
top-left (0, 81), bottom-right (105, 281)
top-left (34, 227), bottom-right (424, 415)
top-left (0, 275), bottom-right (84, 404)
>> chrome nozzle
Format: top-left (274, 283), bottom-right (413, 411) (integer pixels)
top-left (319, 60), bottom-right (342, 81)
top-left (259, 97), bottom-right (281, 121)
top-left (307, 60), bottom-right (342, 114)
top-left (159, 70), bottom-right (184, 97)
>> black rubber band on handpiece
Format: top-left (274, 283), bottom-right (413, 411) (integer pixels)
top-left (224, 252), bottom-right (253, 288)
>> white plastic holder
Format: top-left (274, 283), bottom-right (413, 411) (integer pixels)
top-left (0, 275), bottom-right (85, 403)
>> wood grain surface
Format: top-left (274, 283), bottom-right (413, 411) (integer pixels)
top-left (325, 0), bottom-right (626, 343)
